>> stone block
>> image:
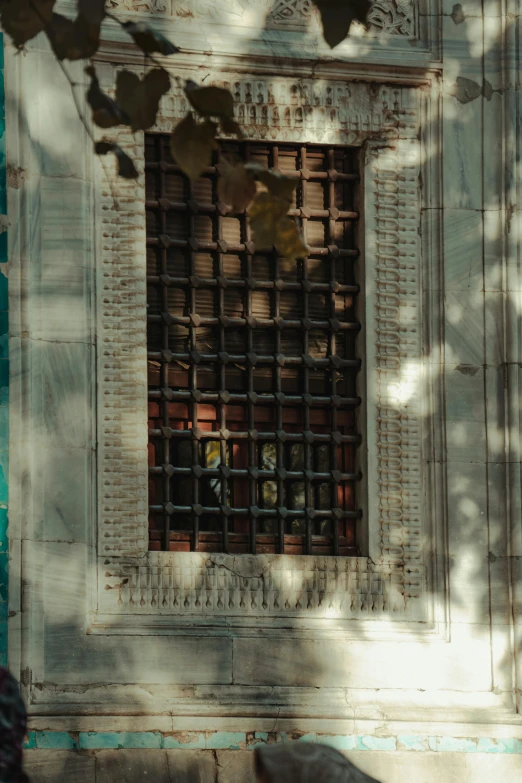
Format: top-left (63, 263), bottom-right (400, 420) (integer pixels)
top-left (344, 750), bottom-right (468, 782)
top-left (30, 54), bottom-right (89, 180)
top-left (485, 365), bottom-right (507, 463)
top-left (33, 341), bottom-right (90, 449)
top-left (446, 462), bottom-right (489, 624)
top-left (216, 750), bottom-right (255, 783)
top-left (443, 209), bottom-right (483, 292)
top-left (24, 541), bottom-right (88, 622)
top-left (96, 749), bottom-right (170, 783)
top-left (442, 95), bottom-right (483, 211)
top-left (235, 620), bottom-right (492, 691)
top-left (445, 291), bottom-right (484, 366)
top-left (484, 292), bottom-right (505, 367)
top-left (24, 750), bottom-right (95, 783)
top-left (483, 91), bottom-right (503, 210)
top-left (44, 619), bottom-right (232, 685)
top-left (483, 210), bottom-right (504, 291)
top-left (166, 749), bottom-right (215, 782)
top-left (33, 447), bottom-right (90, 544)
top-left (465, 753), bottom-right (522, 782)
top-left (445, 366), bottom-right (486, 462)
top-left (38, 176), bottom-right (90, 342)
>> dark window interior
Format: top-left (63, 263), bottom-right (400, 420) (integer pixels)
top-left (146, 135), bottom-right (362, 556)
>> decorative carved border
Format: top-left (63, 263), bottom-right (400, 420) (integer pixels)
top-left (365, 139), bottom-right (423, 566)
top-left (266, 0), bottom-right (415, 37)
top-left (98, 126), bottom-right (148, 558)
top-left (96, 70), bottom-right (425, 622)
top-left (105, 0), bottom-right (415, 38)
top-left (100, 553), bottom-right (423, 618)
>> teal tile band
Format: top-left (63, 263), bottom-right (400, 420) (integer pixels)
top-left (22, 732), bottom-right (522, 754)
top-left (0, 33), bottom-right (7, 669)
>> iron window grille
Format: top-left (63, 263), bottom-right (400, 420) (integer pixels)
top-left (146, 135), bottom-right (362, 556)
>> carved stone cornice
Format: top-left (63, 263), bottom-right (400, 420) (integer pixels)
top-left (105, 0), bottom-right (415, 37)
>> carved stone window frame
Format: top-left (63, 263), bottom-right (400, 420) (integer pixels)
top-left (93, 59), bottom-right (444, 637)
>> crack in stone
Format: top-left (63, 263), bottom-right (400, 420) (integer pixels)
top-left (207, 558), bottom-right (268, 580)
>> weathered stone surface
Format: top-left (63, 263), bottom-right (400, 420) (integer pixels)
top-left (465, 750), bottom-right (522, 782)
top-left (96, 749), bottom-right (170, 783)
top-left (216, 750), bottom-right (256, 783)
top-left (22, 749), bottom-right (522, 783)
top-left (24, 751), bottom-right (95, 783)
top-left (166, 750), bottom-right (215, 782)
top-left (7, 0), bottom-right (522, 771)
top-left (345, 750), bottom-right (468, 783)
top-left (233, 627), bottom-right (492, 691)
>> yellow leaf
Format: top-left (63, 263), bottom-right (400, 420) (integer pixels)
top-left (249, 192), bottom-right (308, 260)
top-left (170, 113), bottom-right (218, 181)
top-left (245, 164), bottom-right (297, 202)
top-left (275, 217), bottom-right (309, 262)
top-left (257, 170), bottom-right (298, 202)
top-left (248, 192), bottom-right (289, 250)
top-left (218, 162), bottom-right (256, 213)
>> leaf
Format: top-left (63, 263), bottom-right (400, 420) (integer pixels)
top-left (86, 66), bottom-right (129, 128)
top-left (185, 80), bottom-right (234, 119)
top-left (220, 116), bottom-right (244, 138)
top-left (248, 192), bottom-right (289, 249)
top-left (46, 13), bottom-right (100, 61)
top-left (314, 0), bottom-right (371, 48)
top-left (1, 0), bottom-right (56, 48)
top-left (249, 191), bottom-right (308, 260)
top-left (217, 161), bottom-right (256, 212)
top-left (256, 169), bottom-right (298, 202)
top-left (450, 76), bottom-right (483, 105)
top-left (77, 0), bottom-right (106, 25)
top-left (274, 217), bottom-right (309, 262)
top-left (95, 141), bottom-right (139, 179)
top-left (116, 68), bottom-right (170, 132)
top-left (95, 141), bottom-right (115, 155)
top-left (170, 114), bottom-right (218, 181)
top-left (245, 163), bottom-right (297, 202)
top-left (122, 21), bottom-right (179, 56)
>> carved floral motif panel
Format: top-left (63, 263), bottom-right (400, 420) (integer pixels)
top-left (106, 0), bottom-right (416, 37)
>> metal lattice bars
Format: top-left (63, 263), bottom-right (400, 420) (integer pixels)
top-left (146, 136), bottom-right (362, 556)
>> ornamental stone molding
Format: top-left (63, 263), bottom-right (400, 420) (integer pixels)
top-left (266, 0), bottom-right (415, 35)
top-left (96, 69), bottom-right (429, 626)
top-left (105, 0), bottom-right (416, 37)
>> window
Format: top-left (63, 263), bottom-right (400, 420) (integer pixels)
top-left (146, 135), bottom-right (362, 556)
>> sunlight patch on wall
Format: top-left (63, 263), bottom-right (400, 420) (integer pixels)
top-left (387, 360), bottom-right (420, 406)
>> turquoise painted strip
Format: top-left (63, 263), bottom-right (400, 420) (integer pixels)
top-left (21, 732), bottom-right (522, 754)
top-left (0, 32), bottom-right (7, 670)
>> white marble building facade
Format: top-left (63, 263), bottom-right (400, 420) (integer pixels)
top-left (5, 1), bottom-right (522, 780)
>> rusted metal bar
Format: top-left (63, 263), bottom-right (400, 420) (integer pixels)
top-left (146, 137), bottom-right (362, 556)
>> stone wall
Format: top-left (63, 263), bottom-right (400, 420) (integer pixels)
top-left (23, 747), bottom-right (522, 783)
top-left (4, 1), bottom-right (522, 781)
